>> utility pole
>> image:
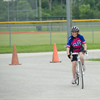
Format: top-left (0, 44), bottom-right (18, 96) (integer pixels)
top-left (66, 0), bottom-right (72, 39)
top-left (70, 0), bottom-right (72, 28)
top-left (12, 0), bottom-right (15, 21)
top-left (8, 0), bottom-right (11, 46)
top-left (39, 0), bottom-right (42, 21)
top-left (36, 0), bottom-right (38, 18)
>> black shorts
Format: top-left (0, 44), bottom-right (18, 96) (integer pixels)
top-left (71, 55), bottom-right (77, 62)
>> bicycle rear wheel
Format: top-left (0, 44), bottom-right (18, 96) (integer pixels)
top-left (79, 61), bottom-right (84, 89)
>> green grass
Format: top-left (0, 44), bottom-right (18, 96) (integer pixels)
top-left (0, 27), bottom-right (49, 32)
top-left (0, 30), bottom-right (100, 53)
top-left (0, 44), bottom-right (64, 54)
top-left (0, 26), bottom-right (100, 32)
top-left (0, 43), bottom-right (100, 54)
top-left (87, 43), bottom-right (100, 49)
top-left (87, 59), bottom-right (100, 61)
top-left (0, 32), bottom-right (67, 46)
top-left (0, 31), bottom-right (100, 46)
top-left (0, 27), bottom-right (36, 32)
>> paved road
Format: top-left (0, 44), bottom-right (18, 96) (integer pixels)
top-left (0, 50), bottom-right (100, 100)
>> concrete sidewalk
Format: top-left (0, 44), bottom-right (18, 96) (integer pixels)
top-left (0, 49), bottom-right (100, 100)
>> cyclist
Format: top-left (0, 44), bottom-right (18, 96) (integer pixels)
top-left (66, 26), bottom-right (87, 84)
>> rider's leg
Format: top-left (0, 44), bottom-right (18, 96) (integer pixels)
top-left (80, 53), bottom-right (84, 65)
top-left (72, 61), bottom-right (77, 78)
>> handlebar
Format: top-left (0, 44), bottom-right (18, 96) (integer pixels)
top-left (72, 50), bottom-right (87, 56)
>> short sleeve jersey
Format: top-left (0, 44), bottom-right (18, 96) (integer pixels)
top-left (67, 34), bottom-right (86, 52)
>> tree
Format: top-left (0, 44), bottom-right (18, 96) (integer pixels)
top-left (72, 0), bottom-right (84, 6)
top-left (0, 0), bottom-right (8, 21)
top-left (72, 5), bottom-right (80, 19)
top-left (60, 0), bottom-right (65, 9)
top-left (42, 0), bottom-right (49, 9)
top-left (28, 0), bottom-right (37, 10)
top-left (18, 0), bottom-right (35, 21)
top-left (46, 0), bottom-right (52, 11)
top-left (79, 4), bottom-right (91, 19)
top-left (42, 8), bottom-right (51, 17)
top-left (83, 0), bottom-right (95, 8)
top-left (1, 0), bottom-right (100, 21)
top-left (96, 1), bottom-right (100, 11)
top-left (93, 9), bottom-right (100, 19)
top-left (51, 5), bottom-right (66, 16)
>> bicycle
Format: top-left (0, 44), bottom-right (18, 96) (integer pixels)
top-left (71, 51), bottom-right (87, 89)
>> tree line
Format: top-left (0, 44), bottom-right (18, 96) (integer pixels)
top-left (0, 0), bottom-right (100, 21)
top-left (42, 0), bottom-right (100, 19)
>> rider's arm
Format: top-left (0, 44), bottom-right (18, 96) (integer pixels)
top-left (67, 36), bottom-right (72, 59)
top-left (80, 35), bottom-right (87, 51)
top-left (67, 47), bottom-right (71, 59)
top-left (67, 47), bottom-right (70, 55)
top-left (84, 43), bottom-right (87, 51)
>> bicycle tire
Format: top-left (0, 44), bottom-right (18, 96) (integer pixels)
top-left (79, 61), bottom-right (84, 89)
top-left (76, 71), bottom-right (79, 85)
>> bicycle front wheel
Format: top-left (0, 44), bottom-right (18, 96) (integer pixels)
top-left (76, 71), bottom-right (79, 85)
top-left (79, 61), bottom-right (84, 89)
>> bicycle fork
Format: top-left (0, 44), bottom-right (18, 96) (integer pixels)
top-left (77, 56), bottom-right (83, 77)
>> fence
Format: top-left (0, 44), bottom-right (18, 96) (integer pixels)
top-left (0, 19), bottom-right (100, 46)
top-left (0, 0), bottom-right (38, 22)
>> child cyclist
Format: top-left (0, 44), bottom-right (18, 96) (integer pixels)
top-left (67, 26), bottom-right (87, 84)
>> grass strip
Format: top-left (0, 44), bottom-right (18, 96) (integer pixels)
top-left (0, 43), bottom-right (100, 54)
top-left (87, 59), bottom-right (100, 61)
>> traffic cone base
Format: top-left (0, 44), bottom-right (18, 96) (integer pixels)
top-left (50, 61), bottom-right (62, 63)
top-left (9, 64), bottom-right (21, 65)
top-left (50, 43), bottom-right (62, 63)
top-left (9, 44), bottom-right (21, 65)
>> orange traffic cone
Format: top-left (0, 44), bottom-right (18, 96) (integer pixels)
top-left (50, 43), bottom-right (62, 63)
top-left (9, 44), bottom-right (21, 65)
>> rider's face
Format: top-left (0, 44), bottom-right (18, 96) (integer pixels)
top-left (72, 31), bottom-right (77, 37)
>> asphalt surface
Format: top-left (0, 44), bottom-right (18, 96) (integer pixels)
top-left (0, 49), bottom-right (100, 100)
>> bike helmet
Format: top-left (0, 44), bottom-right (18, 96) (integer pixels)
top-left (77, 27), bottom-right (79, 32)
top-left (71, 26), bottom-right (78, 32)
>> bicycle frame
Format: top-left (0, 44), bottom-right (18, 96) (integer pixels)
top-left (72, 52), bottom-right (84, 89)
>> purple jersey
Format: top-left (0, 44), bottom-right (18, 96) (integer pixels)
top-left (67, 34), bottom-right (86, 52)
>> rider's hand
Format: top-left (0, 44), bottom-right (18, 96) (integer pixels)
top-left (70, 56), bottom-right (73, 60)
top-left (68, 55), bottom-right (73, 60)
top-left (82, 52), bottom-right (85, 54)
top-left (82, 50), bottom-right (87, 54)
top-left (68, 55), bottom-right (70, 59)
